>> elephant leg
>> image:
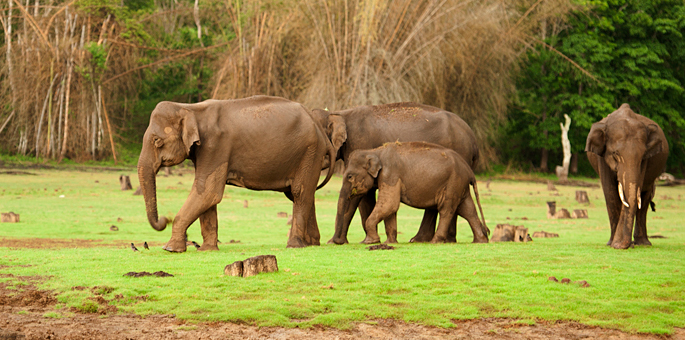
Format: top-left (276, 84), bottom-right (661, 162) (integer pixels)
top-left (358, 189), bottom-right (376, 236)
top-left (633, 190), bottom-right (652, 246)
top-left (599, 171), bottom-right (621, 245)
top-left (306, 203), bottom-right (321, 246)
top-left (363, 183), bottom-right (401, 244)
top-left (447, 214), bottom-right (458, 243)
top-left (383, 212), bottom-right (398, 244)
top-left (431, 209), bottom-right (456, 244)
top-left (287, 157), bottom-right (320, 248)
top-left (409, 209), bottom-right (438, 243)
top-left (198, 205), bottom-right (219, 251)
top-left (164, 167), bottom-right (227, 253)
top-left (456, 195), bottom-right (488, 243)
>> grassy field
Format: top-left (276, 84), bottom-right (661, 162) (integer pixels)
top-left (0, 167), bottom-right (683, 334)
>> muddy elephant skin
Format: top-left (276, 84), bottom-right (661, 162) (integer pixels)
top-left (585, 104), bottom-right (668, 249)
top-left (311, 103), bottom-right (479, 244)
top-left (337, 142), bottom-right (489, 244)
top-left (137, 96), bottom-right (335, 251)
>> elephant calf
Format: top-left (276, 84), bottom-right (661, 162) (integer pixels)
top-left (338, 142), bottom-right (489, 244)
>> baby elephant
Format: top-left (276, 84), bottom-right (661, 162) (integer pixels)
top-left (338, 142), bottom-right (489, 244)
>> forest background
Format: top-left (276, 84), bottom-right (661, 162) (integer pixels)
top-left (0, 0), bottom-right (683, 176)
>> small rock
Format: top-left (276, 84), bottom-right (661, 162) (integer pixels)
top-left (548, 276), bottom-right (558, 282)
top-left (561, 278), bottom-right (571, 284)
top-left (116, 217), bottom-right (123, 222)
top-left (229, 239), bottom-right (241, 243)
top-left (1, 212), bottom-right (20, 223)
top-left (110, 225), bottom-right (119, 231)
top-left (276, 212), bottom-right (288, 218)
top-left (576, 280), bottom-right (590, 287)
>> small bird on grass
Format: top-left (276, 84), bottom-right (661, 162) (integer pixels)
top-left (130, 243), bottom-right (139, 252)
top-left (191, 241), bottom-right (201, 249)
top-left (143, 242), bottom-right (149, 250)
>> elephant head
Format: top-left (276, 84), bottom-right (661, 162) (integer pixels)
top-left (310, 109), bottom-right (347, 160)
top-left (328, 150), bottom-right (381, 244)
top-left (137, 102), bottom-right (201, 231)
top-left (585, 104), bottom-right (664, 211)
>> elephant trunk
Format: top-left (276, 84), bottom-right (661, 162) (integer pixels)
top-left (137, 161), bottom-right (168, 231)
top-left (614, 169), bottom-right (642, 248)
top-left (327, 184), bottom-right (361, 244)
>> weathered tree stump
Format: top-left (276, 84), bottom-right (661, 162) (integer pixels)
top-left (532, 231), bottom-right (559, 238)
top-left (224, 255), bottom-right (278, 277)
top-left (224, 261), bottom-right (244, 277)
top-left (490, 224), bottom-right (530, 242)
top-left (164, 166), bottom-right (172, 176)
top-left (571, 209), bottom-right (588, 219)
top-left (243, 200), bottom-right (248, 208)
top-left (547, 180), bottom-right (557, 191)
top-left (546, 201), bottom-right (556, 219)
top-left (133, 187), bottom-right (142, 195)
top-left (575, 190), bottom-right (590, 204)
top-left (119, 175), bottom-right (132, 191)
top-left (554, 208), bottom-right (571, 219)
top-left (1, 212), bottom-right (20, 223)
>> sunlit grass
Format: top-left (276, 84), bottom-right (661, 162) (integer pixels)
top-left (0, 168), bottom-right (683, 333)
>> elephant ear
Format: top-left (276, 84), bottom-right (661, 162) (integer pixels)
top-left (644, 124), bottom-right (664, 159)
top-left (328, 114), bottom-right (347, 152)
top-left (585, 122), bottom-right (606, 156)
top-left (364, 154), bottom-right (382, 178)
top-left (180, 109), bottom-right (200, 155)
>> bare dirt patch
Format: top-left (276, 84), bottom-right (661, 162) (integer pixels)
top-left (0, 281), bottom-right (681, 340)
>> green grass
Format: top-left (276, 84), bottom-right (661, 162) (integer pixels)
top-left (0, 168), bottom-right (684, 334)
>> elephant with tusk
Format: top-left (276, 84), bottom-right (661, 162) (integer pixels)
top-left (585, 103), bottom-right (669, 249)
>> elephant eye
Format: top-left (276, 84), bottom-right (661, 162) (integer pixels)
top-left (153, 137), bottom-right (164, 148)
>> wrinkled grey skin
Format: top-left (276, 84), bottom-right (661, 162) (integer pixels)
top-left (585, 103), bottom-right (669, 249)
top-left (310, 103), bottom-right (479, 244)
top-left (338, 142), bottom-right (489, 244)
top-left (137, 96), bottom-right (335, 251)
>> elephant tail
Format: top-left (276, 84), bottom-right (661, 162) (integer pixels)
top-left (316, 138), bottom-right (336, 190)
top-left (471, 178), bottom-right (489, 236)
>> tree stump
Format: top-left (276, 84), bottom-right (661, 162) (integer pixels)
top-left (546, 201), bottom-right (556, 219)
top-left (243, 200), bottom-right (248, 208)
top-left (164, 166), bottom-right (172, 176)
top-left (556, 114), bottom-right (572, 183)
top-left (554, 208), bottom-right (571, 219)
top-left (224, 261), bottom-right (243, 277)
top-left (572, 209), bottom-right (588, 219)
top-left (224, 255), bottom-right (278, 278)
top-left (532, 231), bottom-right (559, 238)
top-left (276, 212), bottom-right (288, 218)
top-left (575, 191), bottom-right (589, 204)
top-left (119, 175), bottom-right (132, 191)
top-left (1, 212), bottom-right (20, 223)
top-left (133, 187), bottom-right (142, 195)
top-left (490, 224), bottom-right (530, 242)
top-left (547, 180), bottom-right (557, 191)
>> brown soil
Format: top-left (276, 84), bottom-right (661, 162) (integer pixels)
top-left (0, 276), bottom-right (682, 340)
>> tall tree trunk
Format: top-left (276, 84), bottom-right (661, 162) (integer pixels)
top-left (539, 18), bottom-right (548, 173)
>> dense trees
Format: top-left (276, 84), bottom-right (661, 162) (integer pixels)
top-left (506, 0), bottom-right (685, 176)
top-left (0, 0), bottom-right (683, 176)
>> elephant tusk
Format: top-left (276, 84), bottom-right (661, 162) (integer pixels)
top-left (618, 182), bottom-right (629, 208)
top-left (637, 186), bottom-right (642, 209)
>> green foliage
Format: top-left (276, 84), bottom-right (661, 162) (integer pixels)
top-left (505, 0), bottom-right (685, 176)
top-left (1, 171), bottom-right (684, 333)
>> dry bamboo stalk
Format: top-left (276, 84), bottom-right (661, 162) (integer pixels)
top-left (100, 87), bottom-right (117, 164)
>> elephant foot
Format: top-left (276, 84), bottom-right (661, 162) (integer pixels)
top-left (198, 244), bottom-right (219, 251)
top-left (472, 236), bottom-right (489, 243)
top-left (384, 238), bottom-right (398, 244)
top-left (287, 236), bottom-right (307, 248)
top-left (634, 237), bottom-right (652, 246)
top-left (446, 237), bottom-right (457, 243)
top-left (409, 232), bottom-right (434, 243)
top-left (430, 236), bottom-right (448, 244)
top-left (162, 239), bottom-right (187, 253)
top-left (327, 237), bottom-right (349, 245)
top-left (610, 239), bottom-right (632, 249)
top-left (360, 236), bottom-right (381, 244)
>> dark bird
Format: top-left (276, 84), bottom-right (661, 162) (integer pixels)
top-left (191, 241), bottom-right (201, 249)
top-left (130, 243), bottom-right (139, 252)
top-left (143, 242), bottom-right (149, 250)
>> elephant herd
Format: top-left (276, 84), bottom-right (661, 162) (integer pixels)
top-left (137, 96), bottom-right (668, 251)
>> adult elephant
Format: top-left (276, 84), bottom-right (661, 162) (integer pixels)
top-left (585, 103), bottom-right (669, 249)
top-left (310, 102), bottom-right (482, 244)
top-left (137, 96), bottom-right (335, 251)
